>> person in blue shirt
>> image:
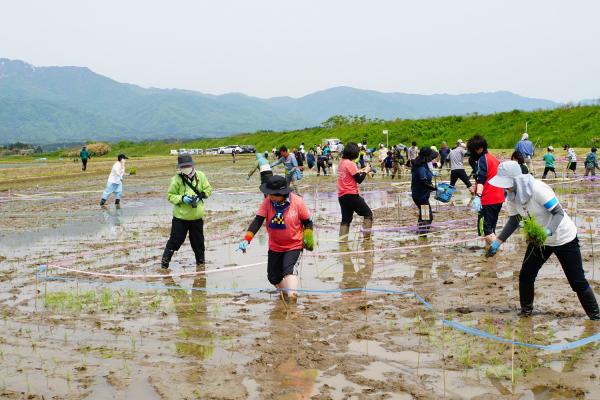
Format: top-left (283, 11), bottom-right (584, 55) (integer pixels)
top-left (584, 147), bottom-right (598, 177)
top-left (515, 133), bottom-right (535, 173)
top-left (411, 147), bottom-right (438, 235)
top-left (271, 146), bottom-right (301, 194)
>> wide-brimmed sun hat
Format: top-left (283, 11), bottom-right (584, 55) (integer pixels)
top-left (260, 175), bottom-right (293, 196)
top-left (177, 154), bottom-right (194, 168)
top-left (489, 161), bottom-right (523, 188)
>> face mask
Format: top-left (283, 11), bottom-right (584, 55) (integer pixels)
top-left (180, 167), bottom-right (194, 177)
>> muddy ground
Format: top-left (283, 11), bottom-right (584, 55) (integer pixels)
top-left (0, 155), bottom-right (599, 399)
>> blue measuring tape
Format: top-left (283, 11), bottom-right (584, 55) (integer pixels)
top-left (37, 267), bottom-right (600, 352)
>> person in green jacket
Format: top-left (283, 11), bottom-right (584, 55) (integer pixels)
top-left (161, 154), bottom-right (213, 269)
top-left (79, 146), bottom-right (90, 171)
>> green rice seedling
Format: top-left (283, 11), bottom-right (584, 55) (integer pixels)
top-left (523, 215), bottom-right (547, 247)
top-left (128, 167), bottom-right (137, 175)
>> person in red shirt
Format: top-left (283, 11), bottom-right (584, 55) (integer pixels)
top-left (238, 175), bottom-right (313, 302)
top-left (338, 142), bottom-right (374, 241)
top-left (467, 135), bottom-right (505, 245)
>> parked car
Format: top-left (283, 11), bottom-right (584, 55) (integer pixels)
top-left (205, 148), bottom-right (220, 155)
top-left (219, 145), bottom-right (242, 154)
top-left (240, 145), bottom-right (256, 153)
top-left (170, 149), bottom-right (178, 156)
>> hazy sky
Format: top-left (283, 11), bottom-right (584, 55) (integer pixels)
top-left (1, 0), bottom-right (599, 102)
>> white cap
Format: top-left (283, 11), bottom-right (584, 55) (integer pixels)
top-left (522, 133), bottom-right (529, 140)
top-left (489, 161), bottom-right (523, 188)
top-left (547, 145), bottom-right (554, 151)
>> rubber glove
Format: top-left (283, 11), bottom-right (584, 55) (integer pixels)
top-left (182, 195), bottom-right (194, 205)
top-left (486, 240), bottom-right (501, 257)
top-left (238, 240), bottom-right (249, 253)
top-left (471, 196), bottom-right (482, 212)
top-left (545, 228), bottom-right (552, 237)
top-left (303, 228), bottom-right (314, 251)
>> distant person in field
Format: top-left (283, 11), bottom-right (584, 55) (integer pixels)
top-left (161, 154), bottom-right (212, 269)
top-left (564, 144), bottom-right (577, 177)
top-left (100, 153), bottom-right (128, 209)
top-left (439, 141), bottom-right (451, 171)
top-left (337, 142), bottom-right (374, 241)
top-left (390, 145), bottom-right (405, 179)
top-left (511, 151), bottom-right (529, 174)
top-left (486, 160), bottom-right (599, 320)
top-left (247, 152), bottom-right (273, 185)
top-left (378, 143), bottom-right (388, 173)
top-left (306, 148), bottom-right (315, 170)
top-left (238, 175), bottom-right (313, 303)
top-left (584, 147), bottom-right (598, 177)
top-left (515, 133), bottom-right (535, 174)
top-left (271, 146), bottom-right (301, 194)
top-left (542, 146), bottom-right (557, 179)
top-left (467, 135), bottom-right (505, 245)
top-left (384, 150), bottom-right (393, 177)
top-left (411, 147), bottom-right (438, 235)
top-left (448, 139), bottom-right (471, 189)
top-left (79, 146), bottom-right (90, 171)
top-left (407, 141), bottom-right (418, 167)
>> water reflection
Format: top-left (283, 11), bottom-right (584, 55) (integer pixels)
top-left (339, 240), bottom-right (374, 296)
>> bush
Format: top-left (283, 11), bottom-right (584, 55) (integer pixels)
top-left (86, 142), bottom-right (111, 156)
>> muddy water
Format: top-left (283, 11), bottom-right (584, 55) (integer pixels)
top-left (1, 158), bottom-right (600, 399)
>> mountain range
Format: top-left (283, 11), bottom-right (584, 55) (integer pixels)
top-left (0, 58), bottom-right (563, 144)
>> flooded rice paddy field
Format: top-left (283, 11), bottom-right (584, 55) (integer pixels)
top-left (1, 155), bottom-right (600, 399)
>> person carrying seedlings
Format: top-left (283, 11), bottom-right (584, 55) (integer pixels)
top-left (247, 152), bottom-right (273, 184)
top-left (467, 135), bottom-right (505, 245)
top-left (411, 147), bottom-right (438, 235)
top-left (448, 139), bottom-right (471, 189)
top-left (542, 146), bottom-right (557, 179)
top-left (79, 145), bottom-right (90, 172)
top-left (337, 142), bottom-right (374, 242)
top-left (486, 160), bottom-right (599, 320)
top-left (564, 144), bottom-right (577, 176)
top-left (271, 146), bottom-right (301, 193)
top-left (390, 145), bottom-right (405, 179)
top-left (238, 175), bottom-right (313, 302)
top-left (511, 151), bottom-right (529, 174)
top-left (584, 147), bottom-right (598, 177)
top-left (515, 133), bottom-right (535, 174)
top-left (100, 153), bottom-right (128, 209)
top-left (161, 154), bottom-right (212, 269)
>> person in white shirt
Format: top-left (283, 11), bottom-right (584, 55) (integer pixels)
top-left (378, 143), bottom-right (388, 173)
top-left (486, 161), bottom-right (599, 320)
top-left (100, 153), bottom-right (128, 208)
top-left (564, 144), bottom-right (577, 177)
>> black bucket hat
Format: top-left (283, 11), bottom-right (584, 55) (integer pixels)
top-left (177, 154), bottom-right (194, 168)
top-left (260, 175), bottom-right (292, 195)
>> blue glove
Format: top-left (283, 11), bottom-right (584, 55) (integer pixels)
top-left (545, 228), bottom-right (552, 237)
top-left (486, 240), bottom-right (501, 257)
top-left (182, 195), bottom-right (194, 205)
top-left (471, 196), bottom-right (482, 212)
top-left (238, 240), bottom-right (249, 252)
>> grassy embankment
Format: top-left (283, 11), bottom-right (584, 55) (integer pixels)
top-left (3, 104), bottom-right (600, 161)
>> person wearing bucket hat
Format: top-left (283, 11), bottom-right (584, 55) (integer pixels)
top-left (160, 154), bottom-right (212, 269)
top-left (100, 153), bottom-right (129, 208)
top-left (486, 160), bottom-right (599, 320)
top-left (467, 135), bottom-right (505, 245)
top-left (238, 175), bottom-right (313, 302)
top-left (411, 147), bottom-right (438, 235)
top-left (542, 146), bottom-right (557, 179)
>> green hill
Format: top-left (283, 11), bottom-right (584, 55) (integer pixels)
top-left (94, 104), bottom-right (600, 158)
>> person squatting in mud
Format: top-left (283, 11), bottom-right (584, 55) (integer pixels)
top-left (467, 135), bottom-right (505, 246)
top-left (486, 161), bottom-right (599, 320)
top-left (238, 175), bottom-right (314, 302)
top-left (410, 147), bottom-right (438, 235)
top-left (161, 154), bottom-right (213, 269)
top-left (337, 142), bottom-right (374, 242)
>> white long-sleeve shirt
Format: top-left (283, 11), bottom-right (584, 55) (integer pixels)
top-left (107, 161), bottom-right (125, 184)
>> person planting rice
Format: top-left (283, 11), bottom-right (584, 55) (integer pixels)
top-left (467, 135), bottom-right (505, 245)
top-left (542, 146), bottom-right (557, 179)
top-left (100, 153), bottom-right (128, 209)
top-left (238, 175), bottom-right (313, 302)
top-left (247, 152), bottom-right (273, 184)
top-left (271, 146), bottom-right (301, 193)
top-left (564, 144), bottom-right (577, 177)
top-left (160, 154), bottom-right (212, 269)
top-left (486, 160), bottom-right (599, 320)
top-left (411, 147), bottom-right (438, 235)
top-left (337, 142), bottom-right (374, 241)
top-left (448, 139), bottom-right (471, 189)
